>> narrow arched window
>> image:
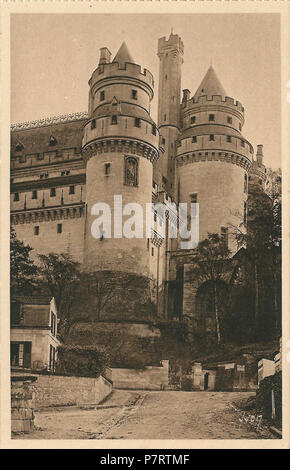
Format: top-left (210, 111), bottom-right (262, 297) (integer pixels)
top-left (124, 156), bottom-right (138, 187)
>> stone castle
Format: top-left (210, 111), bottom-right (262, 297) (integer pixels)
top-left (11, 33), bottom-right (267, 330)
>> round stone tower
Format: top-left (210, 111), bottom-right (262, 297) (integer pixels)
top-left (82, 42), bottom-right (159, 278)
top-left (176, 66), bottom-right (253, 251)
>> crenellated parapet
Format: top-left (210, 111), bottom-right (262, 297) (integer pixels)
top-left (176, 133), bottom-right (253, 163)
top-left (11, 202), bottom-right (85, 225)
top-left (82, 115), bottom-right (159, 150)
top-left (158, 34), bottom-right (184, 58)
top-left (182, 94), bottom-right (244, 113)
top-left (181, 94), bottom-right (245, 132)
top-left (89, 62), bottom-right (154, 100)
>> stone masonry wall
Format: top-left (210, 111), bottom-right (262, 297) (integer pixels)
top-left (111, 360), bottom-right (169, 390)
top-left (12, 372), bottom-right (112, 409)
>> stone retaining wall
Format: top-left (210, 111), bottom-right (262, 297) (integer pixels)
top-left (12, 372), bottom-right (113, 409)
top-left (111, 360), bottom-right (169, 390)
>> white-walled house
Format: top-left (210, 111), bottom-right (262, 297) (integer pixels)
top-left (10, 296), bottom-right (61, 371)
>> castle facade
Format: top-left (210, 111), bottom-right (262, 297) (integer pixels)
top-left (10, 33), bottom-right (267, 325)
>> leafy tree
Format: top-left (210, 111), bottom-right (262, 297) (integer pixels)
top-left (189, 233), bottom-right (231, 344)
top-left (38, 252), bottom-right (81, 339)
top-left (10, 227), bottom-right (38, 296)
top-left (231, 173), bottom-right (281, 338)
top-left (76, 270), bottom-right (150, 323)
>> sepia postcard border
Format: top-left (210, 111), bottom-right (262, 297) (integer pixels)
top-left (0, 0), bottom-right (289, 450)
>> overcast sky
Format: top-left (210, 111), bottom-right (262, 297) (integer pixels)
top-left (11, 13), bottom-right (281, 168)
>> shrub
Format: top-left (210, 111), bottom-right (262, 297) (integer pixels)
top-left (156, 320), bottom-right (188, 341)
top-left (55, 345), bottom-right (110, 378)
top-left (180, 377), bottom-right (193, 391)
top-left (256, 371), bottom-right (282, 427)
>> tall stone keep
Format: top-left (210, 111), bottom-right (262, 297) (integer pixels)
top-left (157, 33), bottom-right (184, 196)
top-left (82, 42), bottom-right (159, 277)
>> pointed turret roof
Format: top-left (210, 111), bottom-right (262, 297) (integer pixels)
top-left (194, 65), bottom-right (227, 100)
top-left (112, 41), bottom-right (135, 66)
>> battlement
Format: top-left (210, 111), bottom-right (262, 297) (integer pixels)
top-left (82, 114), bottom-right (159, 154)
top-left (158, 34), bottom-right (184, 54)
top-left (176, 133), bottom-right (254, 161)
top-left (183, 94), bottom-right (244, 114)
top-left (89, 61), bottom-right (154, 92)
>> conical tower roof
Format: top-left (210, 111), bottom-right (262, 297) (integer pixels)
top-left (112, 41), bottom-right (135, 65)
top-left (194, 65), bottom-right (227, 100)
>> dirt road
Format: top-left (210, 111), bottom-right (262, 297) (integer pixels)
top-left (13, 389), bottom-right (275, 440)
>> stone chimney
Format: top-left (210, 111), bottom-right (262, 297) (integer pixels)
top-left (99, 47), bottom-right (111, 65)
top-left (182, 89), bottom-right (191, 102)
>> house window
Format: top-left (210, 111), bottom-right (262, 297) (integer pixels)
top-left (32, 190), bottom-right (37, 200)
top-left (209, 114), bottom-right (215, 121)
top-left (221, 226), bottom-right (228, 245)
top-left (151, 125), bottom-right (157, 136)
top-left (34, 226), bottom-right (39, 236)
top-left (50, 188), bottom-right (56, 197)
top-left (190, 193), bottom-right (197, 204)
top-left (51, 312), bottom-right (57, 336)
top-left (49, 136), bottom-right (57, 146)
top-left (227, 136), bottom-right (232, 143)
top-left (209, 134), bottom-right (215, 141)
top-left (57, 223), bottom-right (62, 234)
top-left (164, 114), bottom-right (166, 121)
top-left (151, 247), bottom-right (154, 256)
top-left (192, 136), bottom-right (197, 143)
top-left (16, 143), bottom-right (24, 152)
top-left (131, 90), bottom-right (137, 100)
top-left (105, 163), bottom-right (111, 176)
top-left (69, 185), bottom-right (75, 195)
top-left (49, 345), bottom-right (56, 372)
top-left (111, 115), bottom-right (117, 125)
top-left (227, 116), bottom-right (233, 124)
top-left (91, 119), bottom-right (96, 129)
top-left (241, 140), bottom-right (245, 147)
top-left (14, 192), bottom-right (19, 202)
top-left (100, 90), bottom-right (105, 101)
top-left (134, 117), bottom-right (141, 128)
top-left (10, 342), bottom-right (31, 369)
top-left (191, 116), bottom-right (196, 124)
top-left (239, 123), bottom-right (242, 131)
top-left (147, 238), bottom-right (150, 251)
